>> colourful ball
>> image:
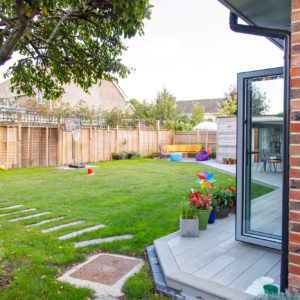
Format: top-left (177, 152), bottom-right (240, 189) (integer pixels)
top-left (0, 165), bottom-right (5, 170)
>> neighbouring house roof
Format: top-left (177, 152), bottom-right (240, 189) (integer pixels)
top-left (176, 98), bottom-right (225, 115)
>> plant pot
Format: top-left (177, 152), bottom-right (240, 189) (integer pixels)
top-left (208, 211), bottom-right (216, 224)
top-left (223, 160), bottom-right (227, 164)
top-left (197, 209), bottom-right (211, 230)
top-left (263, 284), bottom-right (278, 295)
top-left (216, 207), bottom-right (229, 219)
top-left (229, 206), bottom-right (236, 214)
top-left (180, 216), bottom-right (199, 237)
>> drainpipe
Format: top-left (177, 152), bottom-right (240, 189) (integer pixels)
top-left (229, 12), bottom-right (290, 292)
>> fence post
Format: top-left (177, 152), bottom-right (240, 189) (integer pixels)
top-left (27, 126), bottom-right (31, 167)
top-left (94, 128), bottom-right (97, 162)
top-left (17, 113), bottom-right (22, 168)
top-left (116, 125), bottom-right (119, 152)
top-left (107, 125), bottom-right (110, 161)
top-left (89, 126), bottom-right (92, 163)
top-left (197, 130), bottom-right (200, 145)
top-left (156, 120), bottom-right (160, 152)
top-left (46, 126), bottom-right (49, 167)
top-left (6, 126), bottom-right (9, 168)
top-left (138, 120), bottom-right (141, 154)
top-left (57, 118), bottom-right (62, 166)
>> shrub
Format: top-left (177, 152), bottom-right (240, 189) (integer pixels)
top-left (210, 151), bottom-right (216, 159)
top-left (255, 290), bottom-right (299, 300)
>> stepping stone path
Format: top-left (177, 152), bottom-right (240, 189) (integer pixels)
top-left (74, 234), bottom-right (133, 248)
top-left (41, 220), bottom-right (85, 233)
top-left (0, 208), bottom-right (36, 217)
top-left (9, 212), bottom-right (51, 222)
top-left (0, 202), bottom-right (135, 298)
top-left (59, 224), bottom-right (107, 240)
top-left (26, 216), bottom-right (65, 227)
top-left (0, 204), bottom-right (23, 210)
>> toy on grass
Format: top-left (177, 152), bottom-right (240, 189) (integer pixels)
top-left (196, 170), bottom-right (216, 189)
top-left (0, 165), bottom-right (5, 170)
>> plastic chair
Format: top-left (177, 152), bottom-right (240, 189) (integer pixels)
top-left (160, 145), bottom-right (169, 159)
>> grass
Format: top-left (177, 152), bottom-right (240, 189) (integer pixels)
top-left (0, 159), bottom-right (273, 299)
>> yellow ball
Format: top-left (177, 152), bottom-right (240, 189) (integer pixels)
top-left (0, 165), bottom-right (5, 170)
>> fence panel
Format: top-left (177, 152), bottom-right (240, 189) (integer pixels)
top-left (0, 125), bottom-right (175, 168)
top-left (174, 131), bottom-right (217, 150)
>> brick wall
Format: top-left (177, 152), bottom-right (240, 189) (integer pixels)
top-left (290, 0), bottom-right (300, 292)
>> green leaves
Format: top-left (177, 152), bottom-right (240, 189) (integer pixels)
top-left (1, 0), bottom-right (152, 99)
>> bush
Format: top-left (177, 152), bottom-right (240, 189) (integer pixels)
top-left (210, 151), bottom-right (216, 159)
top-left (112, 151), bottom-right (142, 160)
top-left (255, 290), bottom-right (299, 300)
top-left (112, 152), bottom-right (121, 160)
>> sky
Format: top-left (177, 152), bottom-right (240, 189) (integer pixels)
top-left (117, 0), bottom-right (283, 106)
top-left (0, 0), bottom-right (284, 112)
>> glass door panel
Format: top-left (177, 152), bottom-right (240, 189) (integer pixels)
top-left (236, 67), bottom-right (284, 250)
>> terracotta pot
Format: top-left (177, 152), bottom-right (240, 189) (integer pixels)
top-left (216, 207), bottom-right (229, 219)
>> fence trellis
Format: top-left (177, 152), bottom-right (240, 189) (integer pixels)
top-left (0, 112), bottom-right (217, 169)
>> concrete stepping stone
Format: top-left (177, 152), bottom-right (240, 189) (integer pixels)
top-left (26, 216), bottom-right (65, 227)
top-left (74, 234), bottom-right (133, 248)
top-left (9, 212), bottom-right (51, 222)
top-left (0, 208), bottom-right (36, 217)
top-left (41, 220), bottom-right (85, 233)
top-left (59, 224), bottom-right (107, 240)
top-left (58, 253), bottom-right (144, 298)
top-left (0, 205), bottom-right (23, 210)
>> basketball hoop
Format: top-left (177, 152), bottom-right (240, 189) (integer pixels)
top-left (72, 130), bottom-right (81, 142)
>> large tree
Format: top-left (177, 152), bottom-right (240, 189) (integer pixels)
top-left (0, 0), bottom-right (152, 99)
top-left (216, 84), bottom-right (269, 117)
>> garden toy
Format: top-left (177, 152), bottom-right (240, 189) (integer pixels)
top-left (160, 145), bottom-right (169, 159)
top-left (170, 152), bottom-right (182, 161)
top-left (0, 165), bottom-right (5, 170)
top-left (196, 150), bottom-right (209, 161)
top-left (196, 170), bottom-right (216, 189)
top-left (87, 168), bottom-right (93, 175)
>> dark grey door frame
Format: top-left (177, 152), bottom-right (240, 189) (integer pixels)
top-left (236, 67), bottom-right (284, 250)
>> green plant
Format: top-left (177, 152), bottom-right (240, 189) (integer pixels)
top-left (112, 152), bottom-right (121, 160)
top-left (127, 151), bottom-right (142, 159)
top-left (222, 157), bottom-right (227, 162)
top-left (210, 151), bottom-right (216, 159)
top-left (255, 290), bottom-right (299, 300)
top-left (228, 158), bottom-right (234, 163)
top-left (182, 202), bottom-right (197, 219)
top-left (210, 198), bottom-right (218, 212)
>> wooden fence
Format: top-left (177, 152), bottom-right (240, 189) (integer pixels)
top-left (0, 124), bottom-right (173, 169)
top-left (174, 131), bottom-right (217, 149)
top-left (0, 112), bottom-right (220, 169)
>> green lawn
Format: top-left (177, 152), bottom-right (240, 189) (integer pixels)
top-left (0, 159), bottom-right (273, 299)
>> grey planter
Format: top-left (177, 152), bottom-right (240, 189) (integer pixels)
top-left (180, 216), bottom-right (199, 237)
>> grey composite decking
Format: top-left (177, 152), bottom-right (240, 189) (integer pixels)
top-left (154, 214), bottom-right (280, 299)
top-left (251, 189), bottom-right (282, 236)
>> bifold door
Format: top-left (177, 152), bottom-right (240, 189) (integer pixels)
top-left (236, 67), bottom-right (284, 250)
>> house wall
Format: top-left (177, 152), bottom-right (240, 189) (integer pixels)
top-left (0, 79), bottom-right (131, 114)
top-left (59, 80), bottom-right (129, 113)
top-left (290, 0), bottom-right (300, 292)
top-left (216, 117), bottom-right (236, 162)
